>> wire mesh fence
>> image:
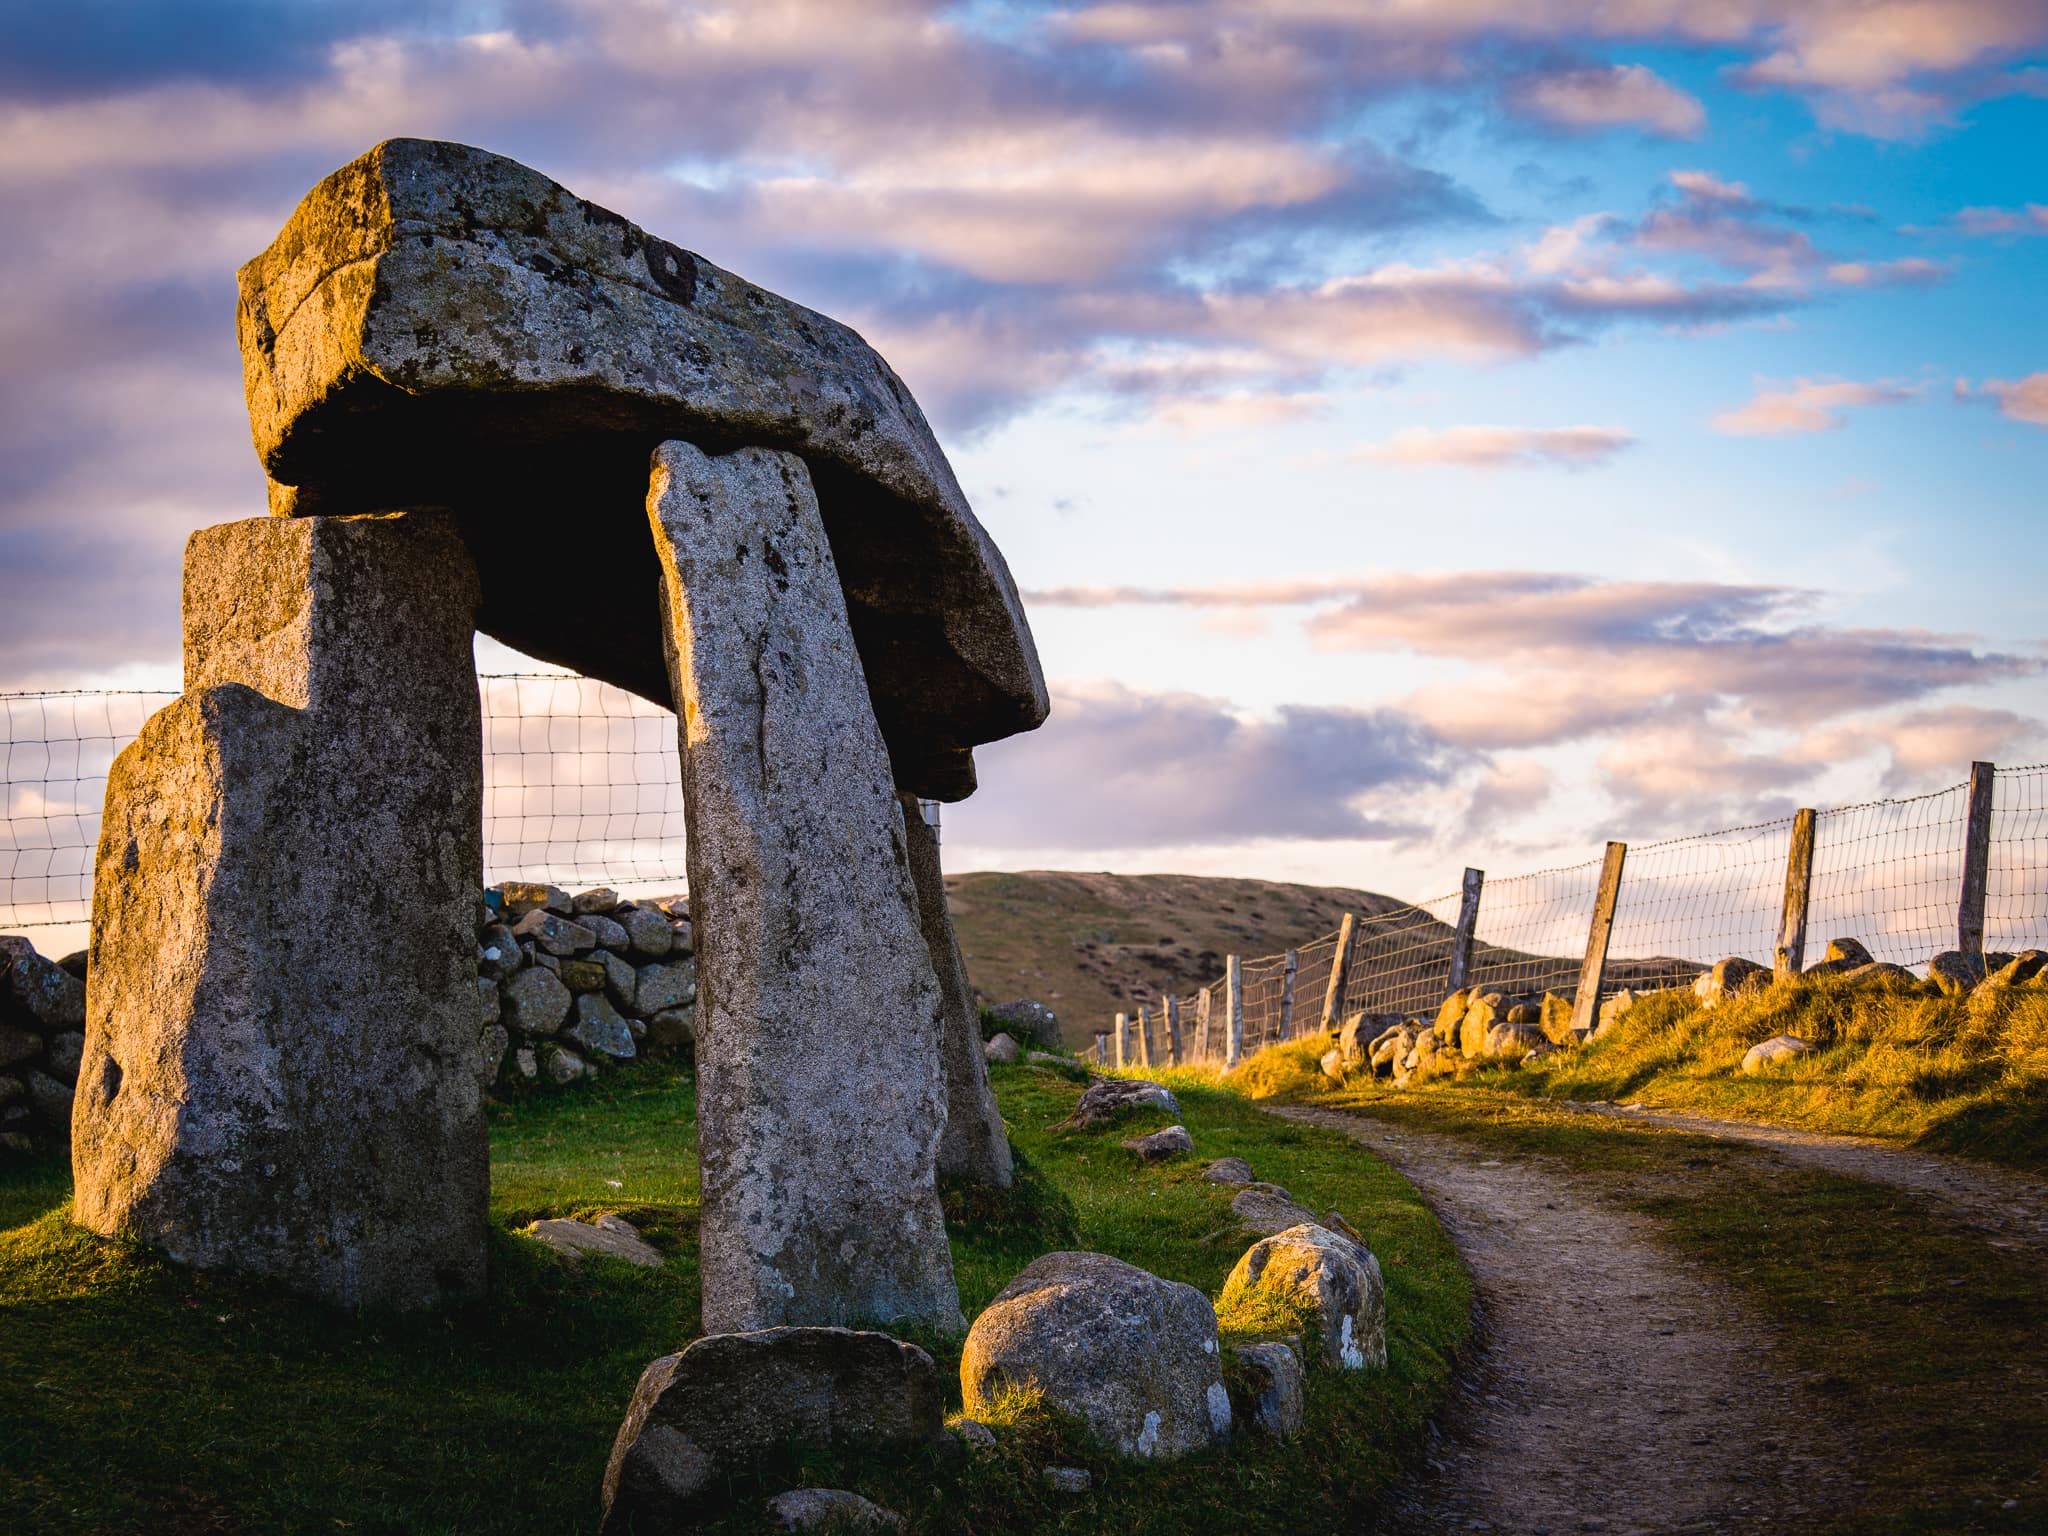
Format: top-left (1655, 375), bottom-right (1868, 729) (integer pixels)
top-left (5, 685), bottom-right (2045, 1072)
top-left (2, 678), bottom-right (696, 934)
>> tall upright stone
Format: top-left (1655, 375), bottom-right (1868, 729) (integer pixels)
top-left (898, 791), bottom-right (1012, 1189)
top-left (72, 512), bottom-right (488, 1310)
top-left (649, 439), bottom-right (963, 1335)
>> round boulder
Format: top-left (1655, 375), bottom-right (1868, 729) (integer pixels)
top-left (961, 1251), bottom-right (1231, 1459)
top-left (1219, 1222), bottom-right (1387, 1372)
top-left (1741, 1034), bottom-right (1814, 1074)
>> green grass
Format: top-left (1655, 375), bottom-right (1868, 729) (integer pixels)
top-left (1257, 1075), bottom-right (2048, 1534)
top-left (0, 1058), bottom-right (1468, 1535)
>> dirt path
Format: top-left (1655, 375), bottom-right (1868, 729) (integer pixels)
top-left (1270, 1105), bottom-right (1844, 1536)
top-left (1575, 1102), bottom-right (2048, 1249)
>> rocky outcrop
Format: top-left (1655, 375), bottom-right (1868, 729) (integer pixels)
top-left (960, 1251), bottom-right (1231, 1459)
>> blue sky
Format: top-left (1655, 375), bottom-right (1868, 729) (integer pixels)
top-left (1, 0), bottom-right (2044, 901)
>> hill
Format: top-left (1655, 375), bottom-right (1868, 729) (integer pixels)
top-left (944, 869), bottom-right (1416, 1037)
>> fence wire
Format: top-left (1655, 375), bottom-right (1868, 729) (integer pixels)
top-left (1340, 892), bottom-right (1465, 1018)
top-left (2, 678), bottom-right (693, 931)
top-left (1607, 818), bottom-right (1795, 992)
top-left (1464, 859), bottom-right (1602, 1002)
top-left (1806, 784), bottom-right (1970, 969)
top-left (1989, 765), bottom-right (2047, 955)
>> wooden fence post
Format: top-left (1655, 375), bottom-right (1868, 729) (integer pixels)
top-left (1136, 1004), bottom-right (1153, 1069)
top-left (1960, 761), bottom-right (1995, 959)
top-left (1112, 1011), bottom-right (1127, 1070)
top-left (1091, 1031), bottom-right (1109, 1066)
top-left (1225, 955), bottom-right (1245, 1068)
top-left (1447, 867), bottom-right (1484, 995)
top-left (1277, 950), bottom-right (1299, 1041)
top-left (1569, 842), bottom-right (1628, 1036)
top-left (1320, 912), bottom-right (1356, 1031)
top-left (1163, 994), bottom-right (1181, 1066)
top-left (1775, 808), bottom-right (1817, 979)
top-left (1196, 986), bottom-right (1212, 1061)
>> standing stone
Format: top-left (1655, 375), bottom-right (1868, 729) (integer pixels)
top-left (899, 790), bottom-right (1012, 1189)
top-left (649, 439), bottom-right (962, 1335)
top-left (71, 512), bottom-right (488, 1310)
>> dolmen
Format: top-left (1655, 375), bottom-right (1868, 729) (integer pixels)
top-left (71, 140), bottom-right (1046, 1324)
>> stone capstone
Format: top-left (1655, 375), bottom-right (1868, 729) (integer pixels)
top-left (961, 1252), bottom-right (1231, 1459)
top-left (238, 137), bottom-right (1047, 800)
top-left (652, 440), bottom-right (960, 1335)
top-left (70, 512), bottom-right (487, 1311)
top-left (1221, 1223), bottom-right (1388, 1372)
top-left (600, 1328), bottom-right (945, 1532)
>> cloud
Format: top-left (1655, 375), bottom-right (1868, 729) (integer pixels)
top-left (1953, 204), bottom-right (2048, 236)
top-left (1977, 372), bottom-right (2048, 426)
top-left (948, 681), bottom-right (1463, 850)
top-left (1023, 572), bottom-right (2039, 760)
top-left (1462, 759), bottom-right (1556, 834)
top-left (1509, 63), bottom-right (1706, 137)
top-left (1357, 423), bottom-right (1634, 469)
top-left (1825, 256), bottom-right (1945, 287)
top-left (1597, 719), bottom-right (1813, 823)
top-left (1711, 377), bottom-right (1919, 435)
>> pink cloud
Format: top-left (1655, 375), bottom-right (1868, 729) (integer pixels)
top-left (1511, 64), bottom-right (1706, 137)
top-left (1356, 424), bottom-right (1635, 470)
top-left (1983, 372), bottom-right (2048, 426)
top-left (1711, 377), bottom-right (1918, 435)
top-left (1953, 204), bottom-right (2048, 236)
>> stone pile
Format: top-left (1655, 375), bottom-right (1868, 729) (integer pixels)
top-left (476, 881), bottom-right (697, 1089)
top-left (0, 935), bottom-right (86, 1152)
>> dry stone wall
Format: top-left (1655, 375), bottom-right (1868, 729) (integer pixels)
top-left (477, 883), bottom-right (697, 1088)
top-left (0, 936), bottom-right (86, 1152)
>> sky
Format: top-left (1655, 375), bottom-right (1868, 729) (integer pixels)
top-left (2, 0), bottom-right (2046, 907)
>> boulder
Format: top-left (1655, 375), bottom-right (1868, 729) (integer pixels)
top-left (546, 1048), bottom-right (590, 1084)
top-left (512, 909), bottom-right (596, 957)
top-left (572, 887), bottom-right (620, 915)
top-left (1460, 993), bottom-right (1504, 1058)
top-left (527, 1214), bottom-right (664, 1267)
top-left (1063, 1077), bottom-right (1181, 1130)
top-left (1741, 1035), bottom-right (1815, 1074)
top-left (567, 994), bottom-right (637, 1060)
top-left (1319, 1047), bottom-right (1345, 1082)
top-left (583, 914), bottom-right (631, 953)
top-left (1822, 937), bottom-right (1874, 968)
top-left (1695, 956), bottom-right (1769, 1009)
top-left (634, 958), bottom-right (697, 1016)
top-left (1434, 988), bottom-right (1470, 1037)
top-left (1123, 1125), bottom-right (1194, 1161)
top-left (495, 882), bottom-right (570, 918)
top-left (1593, 988), bottom-right (1636, 1040)
top-left (1232, 1341), bottom-right (1304, 1439)
top-left (621, 906), bottom-right (674, 960)
top-left (1203, 1157), bottom-right (1254, 1185)
top-left (46, 1031), bottom-right (85, 1083)
top-left (558, 958), bottom-right (607, 994)
top-left (1984, 950), bottom-right (2048, 987)
top-left (766, 1490), bottom-right (903, 1532)
top-left (1231, 1183), bottom-right (1319, 1236)
top-left (0, 1025), bottom-right (40, 1072)
top-left (951, 1418), bottom-right (998, 1453)
top-left (477, 977), bottom-right (501, 1027)
top-left (27, 1071), bottom-right (74, 1135)
top-left (1485, 1021), bottom-right (1547, 1060)
top-left (1539, 991), bottom-right (1575, 1043)
top-left (601, 1328), bottom-right (944, 1532)
top-left (647, 1007), bottom-right (696, 1056)
top-left (597, 950), bottom-right (638, 1013)
top-left (1928, 950), bottom-right (1986, 996)
top-left (1840, 961), bottom-right (1917, 986)
top-left (7, 951), bottom-right (85, 1032)
top-left (960, 1252), bottom-right (1231, 1459)
top-left (502, 966), bottom-right (573, 1036)
top-left (989, 1000), bottom-right (1062, 1049)
top-left (1044, 1468), bottom-right (1092, 1493)
top-left (983, 1032), bottom-right (1021, 1065)
top-left (514, 1048), bottom-right (538, 1081)
top-left (1220, 1223), bottom-right (1387, 1371)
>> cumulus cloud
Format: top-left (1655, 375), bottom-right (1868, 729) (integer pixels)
top-left (1953, 204), bottom-right (2048, 236)
top-left (1711, 377), bottom-right (1919, 435)
top-left (1798, 706), bottom-right (2045, 791)
top-left (1357, 423), bottom-right (1634, 469)
top-left (947, 681), bottom-right (1463, 850)
top-left (1510, 63), bottom-right (1706, 137)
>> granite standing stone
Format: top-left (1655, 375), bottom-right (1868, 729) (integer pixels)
top-left (71, 512), bottom-right (488, 1310)
top-left (650, 439), bottom-right (963, 1335)
top-left (899, 790), bottom-right (1012, 1189)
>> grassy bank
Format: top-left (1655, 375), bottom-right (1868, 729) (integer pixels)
top-left (0, 1058), bottom-right (1466, 1536)
top-left (1229, 1049), bottom-right (2048, 1534)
